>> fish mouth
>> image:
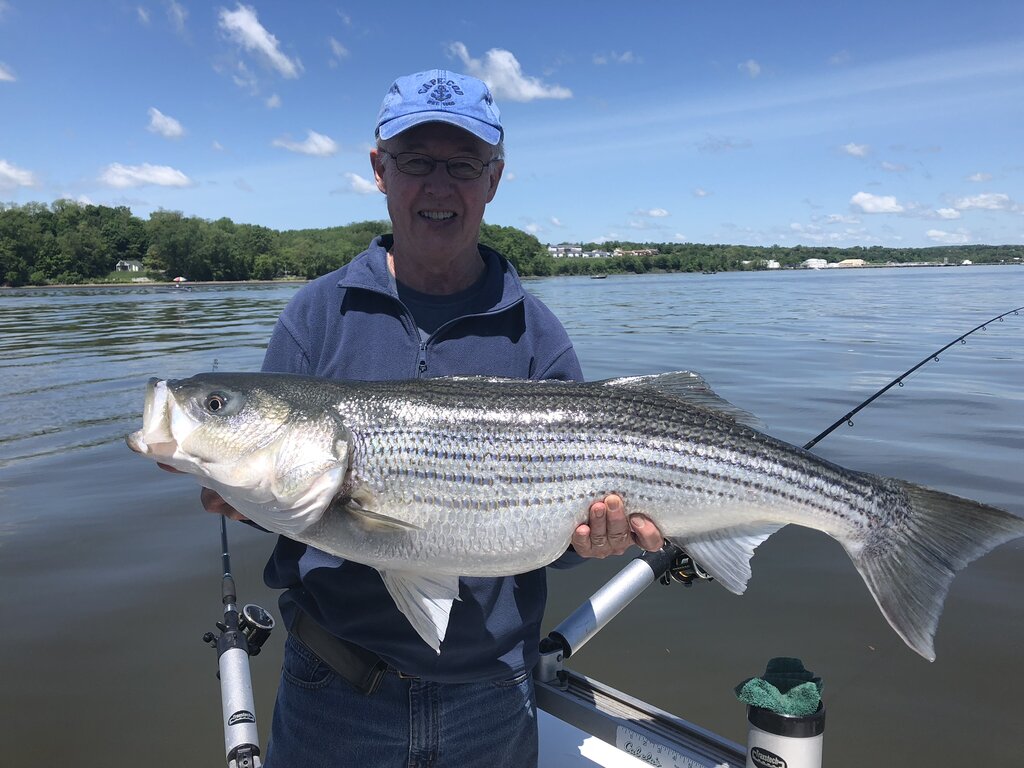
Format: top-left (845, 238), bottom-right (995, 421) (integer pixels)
top-left (125, 378), bottom-right (178, 457)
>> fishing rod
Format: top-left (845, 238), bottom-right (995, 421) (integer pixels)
top-left (541, 304), bottom-right (1024, 662)
top-left (202, 515), bottom-right (275, 768)
top-left (802, 304), bottom-right (1023, 450)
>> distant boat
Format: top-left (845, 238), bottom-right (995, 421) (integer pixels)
top-left (591, 274), bottom-right (608, 279)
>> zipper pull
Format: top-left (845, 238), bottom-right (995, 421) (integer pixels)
top-left (417, 343), bottom-right (427, 376)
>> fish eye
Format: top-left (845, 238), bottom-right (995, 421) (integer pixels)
top-left (204, 393), bottom-right (228, 413)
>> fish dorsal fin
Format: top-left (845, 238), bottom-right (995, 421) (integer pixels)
top-left (601, 371), bottom-right (761, 429)
top-left (379, 570), bottom-right (461, 653)
top-left (676, 522), bottom-right (785, 594)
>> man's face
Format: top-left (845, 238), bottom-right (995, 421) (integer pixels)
top-left (371, 122), bottom-right (503, 265)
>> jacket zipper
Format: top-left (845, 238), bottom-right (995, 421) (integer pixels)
top-left (416, 342), bottom-right (428, 378)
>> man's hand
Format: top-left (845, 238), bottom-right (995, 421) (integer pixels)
top-left (572, 494), bottom-right (663, 558)
top-left (200, 487), bottom-right (249, 522)
top-left (157, 463), bottom-right (249, 522)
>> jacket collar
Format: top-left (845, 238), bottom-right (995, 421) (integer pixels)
top-left (337, 235), bottom-right (525, 313)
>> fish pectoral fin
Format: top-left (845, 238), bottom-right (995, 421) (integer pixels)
top-left (340, 499), bottom-right (422, 531)
top-left (379, 570), bottom-right (461, 654)
top-left (676, 523), bottom-right (785, 595)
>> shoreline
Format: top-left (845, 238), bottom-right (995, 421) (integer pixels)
top-left (1, 260), bottom-right (1020, 291)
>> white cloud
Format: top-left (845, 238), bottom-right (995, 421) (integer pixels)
top-left (272, 130), bottom-right (338, 156)
top-left (136, 6), bottom-right (150, 25)
top-left (850, 191), bottom-right (904, 213)
top-left (739, 59), bottom-right (761, 78)
top-left (594, 51), bottom-right (636, 66)
top-left (936, 208), bottom-right (961, 219)
top-left (0, 62), bottom-right (15, 82)
top-left (166, 0), bottom-right (187, 34)
top-left (966, 172), bottom-right (992, 182)
top-left (344, 172), bottom-right (377, 195)
top-left (328, 36), bottom-right (348, 66)
top-left (234, 178), bottom-right (254, 193)
top-left (692, 187), bottom-right (710, 197)
top-left (265, 93), bottom-right (281, 109)
top-left (0, 1), bottom-right (10, 21)
top-left (646, 208), bottom-right (669, 217)
top-left (448, 42), bottom-right (571, 102)
top-left (880, 161), bottom-right (909, 172)
top-left (100, 162), bottom-right (191, 188)
top-left (550, 217), bottom-right (564, 227)
top-left (147, 107), bottom-right (184, 139)
top-left (232, 61), bottom-right (259, 93)
top-left (0, 159), bottom-right (37, 189)
top-left (926, 229), bottom-right (971, 244)
top-left (826, 213), bottom-right (860, 224)
top-left (828, 50), bottom-right (851, 66)
top-left (697, 134), bottom-right (751, 153)
top-left (952, 193), bottom-right (1012, 211)
top-left (674, 233), bottom-right (688, 241)
top-left (841, 142), bottom-right (869, 157)
top-left (212, 140), bottom-right (225, 151)
top-left (219, 3), bottom-right (303, 79)
top-left (524, 222), bottom-right (541, 235)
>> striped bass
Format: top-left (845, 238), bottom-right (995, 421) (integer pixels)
top-left (126, 371), bottom-right (1024, 658)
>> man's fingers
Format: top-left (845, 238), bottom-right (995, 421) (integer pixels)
top-left (572, 523), bottom-right (595, 555)
top-left (200, 487), bottom-right (249, 522)
top-left (603, 495), bottom-right (631, 550)
top-left (630, 515), bottom-right (664, 552)
top-left (587, 500), bottom-right (608, 545)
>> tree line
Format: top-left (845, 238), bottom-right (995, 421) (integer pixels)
top-left (1, 200), bottom-right (1021, 287)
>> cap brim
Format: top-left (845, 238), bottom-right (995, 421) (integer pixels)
top-left (377, 111), bottom-right (502, 145)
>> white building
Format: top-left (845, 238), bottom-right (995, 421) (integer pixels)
top-left (548, 243), bottom-right (584, 258)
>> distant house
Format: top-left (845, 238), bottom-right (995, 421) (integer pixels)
top-left (116, 259), bottom-right (144, 272)
top-left (801, 258), bottom-right (828, 269)
top-left (548, 243), bottom-right (584, 258)
top-left (837, 258), bottom-right (866, 268)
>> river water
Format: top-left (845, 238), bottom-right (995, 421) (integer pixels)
top-left (1, 266), bottom-right (1021, 766)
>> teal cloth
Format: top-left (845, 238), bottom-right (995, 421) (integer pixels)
top-left (735, 657), bottom-right (823, 717)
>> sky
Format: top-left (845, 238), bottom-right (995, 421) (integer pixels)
top-left (1, 1), bottom-right (1023, 248)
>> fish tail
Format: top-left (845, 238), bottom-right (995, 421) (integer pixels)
top-left (851, 479), bottom-right (1024, 661)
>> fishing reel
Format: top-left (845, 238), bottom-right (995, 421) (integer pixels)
top-left (237, 603), bottom-right (275, 655)
top-left (203, 603), bottom-right (276, 656)
top-left (660, 549), bottom-right (714, 587)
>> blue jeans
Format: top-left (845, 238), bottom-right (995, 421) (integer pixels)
top-left (265, 635), bottom-right (539, 768)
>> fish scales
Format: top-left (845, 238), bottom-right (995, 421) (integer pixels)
top-left (326, 378), bottom-right (885, 573)
top-left (126, 371), bottom-right (1024, 658)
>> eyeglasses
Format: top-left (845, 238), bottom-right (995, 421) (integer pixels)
top-left (380, 150), bottom-right (498, 180)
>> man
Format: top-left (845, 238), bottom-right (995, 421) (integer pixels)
top-left (204, 70), bottom-right (664, 767)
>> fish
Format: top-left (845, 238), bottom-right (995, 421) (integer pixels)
top-left (126, 371), bottom-right (1024, 659)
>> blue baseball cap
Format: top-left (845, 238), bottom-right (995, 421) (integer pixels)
top-left (375, 70), bottom-right (503, 146)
